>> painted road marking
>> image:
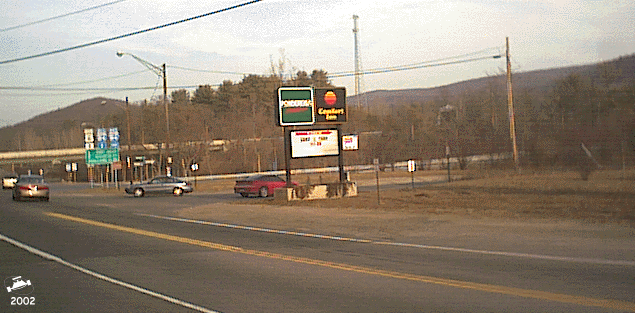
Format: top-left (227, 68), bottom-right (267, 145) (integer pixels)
top-left (46, 212), bottom-right (635, 312)
top-left (135, 213), bottom-right (372, 243)
top-left (0, 233), bottom-right (220, 313)
top-left (136, 213), bottom-right (635, 267)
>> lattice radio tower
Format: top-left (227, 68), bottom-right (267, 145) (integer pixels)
top-left (352, 15), bottom-right (364, 109)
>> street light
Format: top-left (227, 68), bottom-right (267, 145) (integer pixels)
top-left (116, 51), bottom-right (170, 175)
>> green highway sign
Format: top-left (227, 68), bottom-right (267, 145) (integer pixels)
top-left (278, 87), bottom-right (315, 126)
top-left (85, 148), bottom-right (119, 165)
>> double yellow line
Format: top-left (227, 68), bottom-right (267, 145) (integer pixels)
top-left (45, 212), bottom-right (635, 312)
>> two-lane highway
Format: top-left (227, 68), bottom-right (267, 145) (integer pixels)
top-left (1, 184), bottom-right (634, 312)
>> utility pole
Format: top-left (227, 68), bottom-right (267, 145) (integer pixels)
top-left (163, 63), bottom-right (170, 175)
top-left (116, 52), bottom-right (170, 176)
top-left (506, 37), bottom-right (520, 172)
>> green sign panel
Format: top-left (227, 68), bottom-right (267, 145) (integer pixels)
top-left (278, 87), bottom-right (315, 126)
top-left (85, 148), bottom-right (119, 165)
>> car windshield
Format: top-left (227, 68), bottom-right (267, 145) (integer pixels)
top-left (246, 175), bottom-right (282, 182)
top-left (19, 177), bottom-right (44, 184)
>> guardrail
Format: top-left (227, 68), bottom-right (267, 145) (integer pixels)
top-left (181, 153), bottom-right (513, 182)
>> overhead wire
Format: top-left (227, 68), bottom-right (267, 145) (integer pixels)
top-left (32, 69), bottom-right (151, 87)
top-left (0, 0), bottom-right (129, 32)
top-left (0, 48), bottom-right (504, 93)
top-left (169, 65), bottom-right (249, 76)
top-left (328, 54), bottom-right (502, 78)
top-left (327, 46), bottom-right (503, 78)
top-left (0, 0), bottom-right (263, 65)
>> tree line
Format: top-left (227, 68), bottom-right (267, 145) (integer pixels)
top-left (5, 55), bottom-right (635, 176)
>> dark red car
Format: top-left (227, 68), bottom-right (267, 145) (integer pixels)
top-left (234, 175), bottom-right (297, 198)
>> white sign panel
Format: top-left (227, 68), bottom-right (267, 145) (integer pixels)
top-left (408, 160), bottom-right (416, 172)
top-left (342, 135), bottom-right (358, 151)
top-left (291, 129), bottom-right (339, 158)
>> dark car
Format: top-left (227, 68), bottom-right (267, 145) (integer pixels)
top-left (125, 176), bottom-right (193, 197)
top-left (234, 174), bottom-right (297, 198)
top-left (12, 175), bottom-right (50, 201)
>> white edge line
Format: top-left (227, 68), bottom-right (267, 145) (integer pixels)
top-left (135, 213), bottom-right (635, 267)
top-left (0, 233), bottom-right (221, 313)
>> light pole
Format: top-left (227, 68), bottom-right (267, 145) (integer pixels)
top-left (116, 51), bottom-right (170, 175)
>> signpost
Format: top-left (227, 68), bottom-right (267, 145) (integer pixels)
top-left (408, 159), bottom-right (416, 189)
top-left (278, 86), bottom-right (349, 186)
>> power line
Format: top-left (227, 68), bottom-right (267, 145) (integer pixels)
top-left (328, 54), bottom-right (502, 78)
top-left (169, 65), bottom-right (249, 76)
top-left (328, 47), bottom-right (503, 77)
top-left (0, 0), bottom-right (129, 32)
top-left (0, 0), bottom-right (263, 65)
top-left (33, 69), bottom-right (151, 87)
top-left (0, 85), bottom-right (204, 92)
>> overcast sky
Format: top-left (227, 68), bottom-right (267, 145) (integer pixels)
top-left (0, 0), bottom-right (633, 127)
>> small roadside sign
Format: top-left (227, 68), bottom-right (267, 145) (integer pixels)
top-left (408, 160), bottom-right (416, 172)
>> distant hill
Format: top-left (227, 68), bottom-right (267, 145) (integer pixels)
top-left (0, 97), bottom-right (127, 151)
top-left (348, 61), bottom-right (618, 113)
top-left (349, 53), bottom-right (635, 114)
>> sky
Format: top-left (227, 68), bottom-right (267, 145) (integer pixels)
top-left (0, 0), bottom-right (633, 128)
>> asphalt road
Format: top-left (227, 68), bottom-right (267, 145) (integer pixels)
top-left (1, 184), bottom-right (634, 312)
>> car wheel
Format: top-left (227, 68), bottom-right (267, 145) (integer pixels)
top-left (43, 197), bottom-right (49, 202)
top-left (173, 187), bottom-right (183, 196)
top-left (240, 193), bottom-right (249, 198)
top-left (259, 186), bottom-right (269, 198)
top-left (133, 188), bottom-right (145, 197)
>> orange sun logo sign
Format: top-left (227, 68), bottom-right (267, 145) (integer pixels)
top-left (324, 91), bottom-right (337, 106)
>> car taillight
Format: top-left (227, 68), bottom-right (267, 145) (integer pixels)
top-left (39, 186), bottom-right (49, 190)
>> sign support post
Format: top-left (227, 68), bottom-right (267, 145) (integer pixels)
top-left (284, 127), bottom-right (293, 187)
top-left (337, 124), bottom-right (345, 183)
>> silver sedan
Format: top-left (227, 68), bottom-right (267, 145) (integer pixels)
top-left (12, 175), bottom-right (50, 201)
top-left (125, 176), bottom-right (193, 197)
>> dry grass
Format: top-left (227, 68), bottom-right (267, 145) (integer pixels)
top-left (257, 169), bottom-right (635, 224)
top-left (82, 169), bottom-right (635, 224)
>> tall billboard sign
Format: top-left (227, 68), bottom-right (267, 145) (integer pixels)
top-left (277, 87), bottom-right (315, 126)
top-left (314, 87), bottom-right (347, 124)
